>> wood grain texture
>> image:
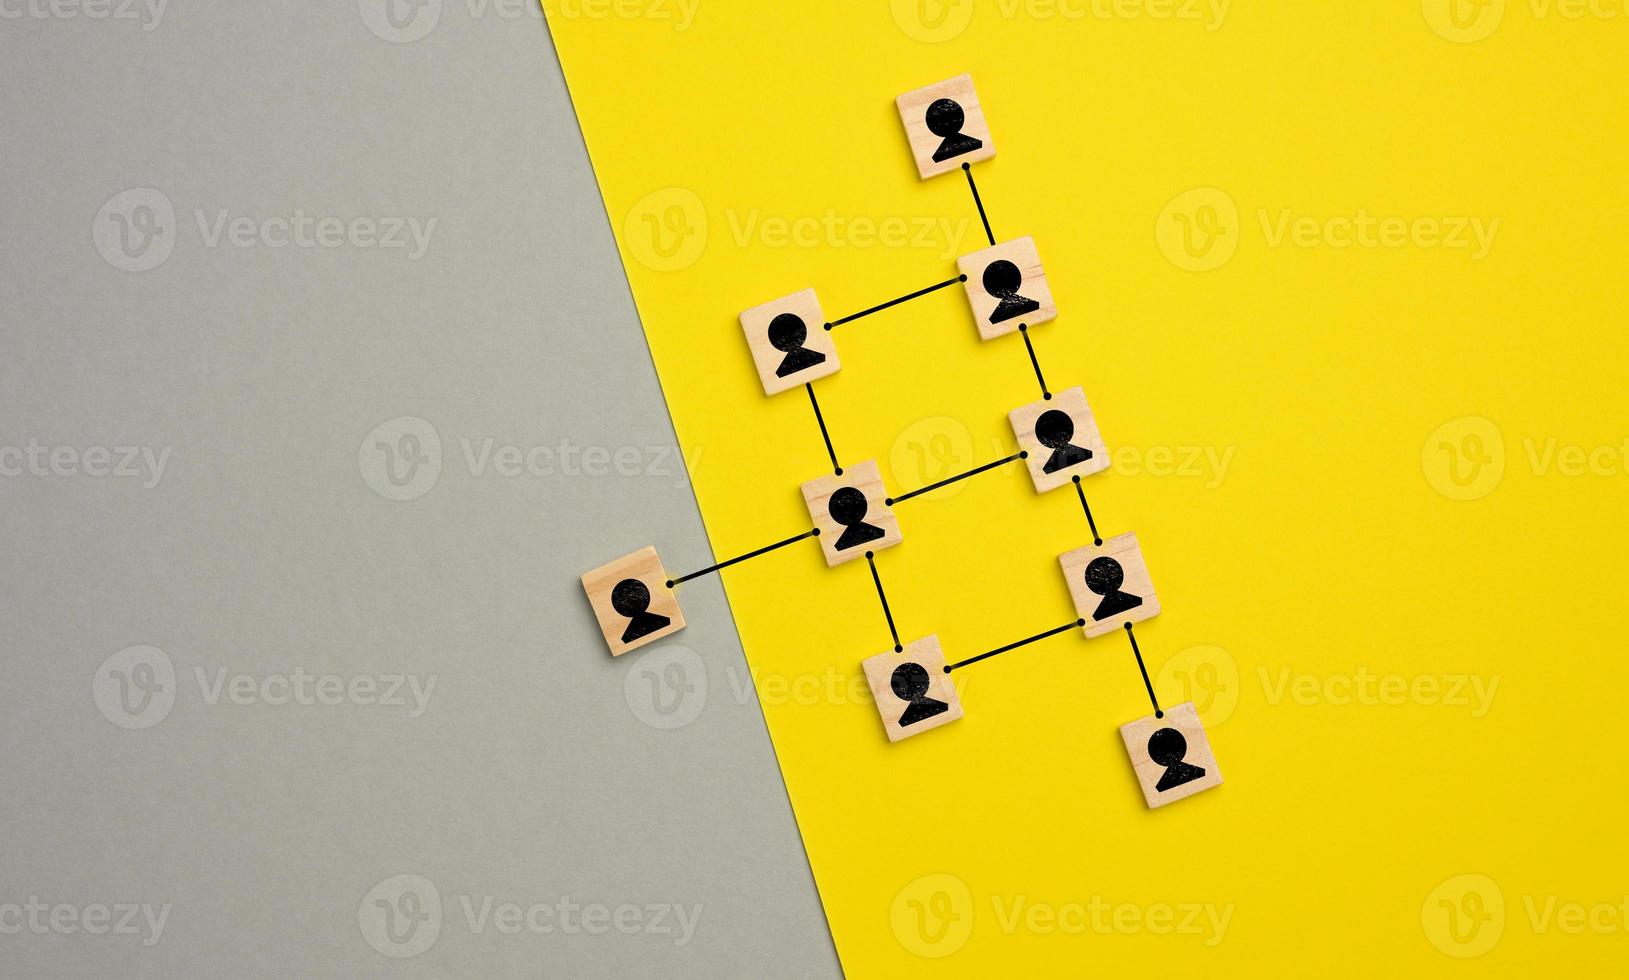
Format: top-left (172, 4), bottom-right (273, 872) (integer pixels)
top-left (580, 545), bottom-right (686, 656)
top-left (956, 236), bottom-right (1057, 341)
top-left (1059, 531), bottom-right (1161, 638)
top-left (862, 635), bottom-right (964, 743)
top-left (1118, 702), bottom-right (1223, 809)
top-left (1009, 386), bottom-right (1111, 492)
top-left (740, 287), bottom-right (841, 396)
top-left (800, 460), bottom-right (902, 567)
top-left (895, 73), bottom-right (996, 180)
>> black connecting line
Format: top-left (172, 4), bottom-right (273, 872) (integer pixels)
top-left (1018, 324), bottom-right (1050, 400)
top-left (667, 528), bottom-right (820, 587)
top-left (1071, 476), bottom-right (1102, 546)
top-left (963, 162), bottom-right (994, 246)
top-left (886, 452), bottom-right (1026, 506)
top-left (945, 618), bottom-right (1084, 672)
top-left (806, 383), bottom-right (841, 475)
top-left (825, 275), bottom-right (965, 331)
top-left (1124, 623), bottom-right (1163, 718)
top-left (865, 552), bottom-right (902, 653)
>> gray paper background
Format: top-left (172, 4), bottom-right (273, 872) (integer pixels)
top-left (0, 5), bottom-right (840, 977)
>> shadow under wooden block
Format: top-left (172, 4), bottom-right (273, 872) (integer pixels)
top-left (1119, 702), bottom-right (1223, 809)
top-left (862, 636), bottom-right (964, 742)
top-left (956, 236), bottom-right (1056, 340)
top-left (801, 460), bottom-right (902, 567)
top-left (1059, 531), bottom-right (1161, 638)
top-left (581, 546), bottom-right (686, 656)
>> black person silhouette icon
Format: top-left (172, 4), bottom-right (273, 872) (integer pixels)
top-left (982, 259), bottom-right (1040, 325)
top-left (1035, 409), bottom-right (1092, 474)
top-left (1147, 727), bottom-right (1207, 792)
top-left (829, 487), bottom-right (885, 551)
top-left (1084, 556), bottom-right (1144, 621)
top-left (891, 662), bottom-right (950, 727)
top-left (611, 578), bottom-right (671, 644)
top-left (767, 312), bottom-right (826, 378)
top-left (925, 98), bottom-right (984, 163)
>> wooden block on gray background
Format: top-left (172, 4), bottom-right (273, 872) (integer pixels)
top-left (956, 237), bottom-right (1056, 340)
top-left (1119, 702), bottom-right (1223, 809)
top-left (741, 288), bottom-right (841, 396)
top-left (1009, 386), bottom-right (1110, 492)
top-left (896, 73), bottom-right (996, 179)
top-left (581, 546), bottom-right (686, 656)
top-left (1059, 532), bottom-right (1161, 637)
top-left (862, 636), bottom-right (964, 742)
top-left (801, 460), bottom-right (902, 567)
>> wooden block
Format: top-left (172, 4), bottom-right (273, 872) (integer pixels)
top-left (740, 288), bottom-right (841, 396)
top-left (1009, 386), bottom-right (1110, 492)
top-left (1059, 532), bottom-right (1161, 637)
top-left (862, 636), bottom-right (964, 742)
top-left (1119, 702), bottom-right (1223, 809)
top-left (896, 74), bottom-right (996, 180)
top-left (956, 237), bottom-right (1056, 340)
top-left (580, 546), bottom-right (686, 656)
top-left (801, 460), bottom-right (902, 567)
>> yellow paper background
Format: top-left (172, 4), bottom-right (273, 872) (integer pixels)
top-left (545, 2), bottom-right (1628, 974)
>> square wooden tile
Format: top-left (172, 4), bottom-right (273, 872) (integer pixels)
top-left (956, 237), bottom-right (1056, 340)
top-left (580, 546), bottom-right (686, 656)
top-left (1059, 532), bottom-right (1161, 638)
top-left (862, 636), bottom-right (964, 742)
top-left (1009, 386), bottom-right (1110, 492)
top-left (1119, 702), bottom-right (1223, 809)
top-left (896, 74), bottom-right (996, 180)
top-left (740, 288), bottom-right (841, 396)
top-left (801, 460), bottom-right (902, 567)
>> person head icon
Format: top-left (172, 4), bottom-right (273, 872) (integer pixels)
top-left (611, 577), bottom-right (671, 644)
top-left (829, 487), bottom-right (885, 551)
top-left (925, 97), bottom-right (984, 163)
top-left (1035, 409), bottom-right (1092, 474)
top-left (982, 259), bottom-right (1041, 325)
top-left (890, 661), bottom-right (950, 727)
top-left (1147, 726), bottom-right (1206, 791)
top-left (1084, 556), bottom-right (1144, 621)
top-left (767, 312), bottom-right (826, 378)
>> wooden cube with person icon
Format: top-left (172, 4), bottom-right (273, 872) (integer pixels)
top-left (741, 287), bottom-right (841, 396)
top-left (1009, 386), bottom-right (1110, 492)
top-left (862, 636), bottom-right (964, 742)
top-left (801, 460), bottom-right (902, 567)
top-left (1059, 532), bottom-right (1161, 637)
top-left (581, 546), bottom-right (686, 656)
top-left (1119, 702), bottom-right (1223, 809)
top-left (896, 74), bottom-right (996, 179)
top-left (957, 236), bottom-right (1056, 340)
